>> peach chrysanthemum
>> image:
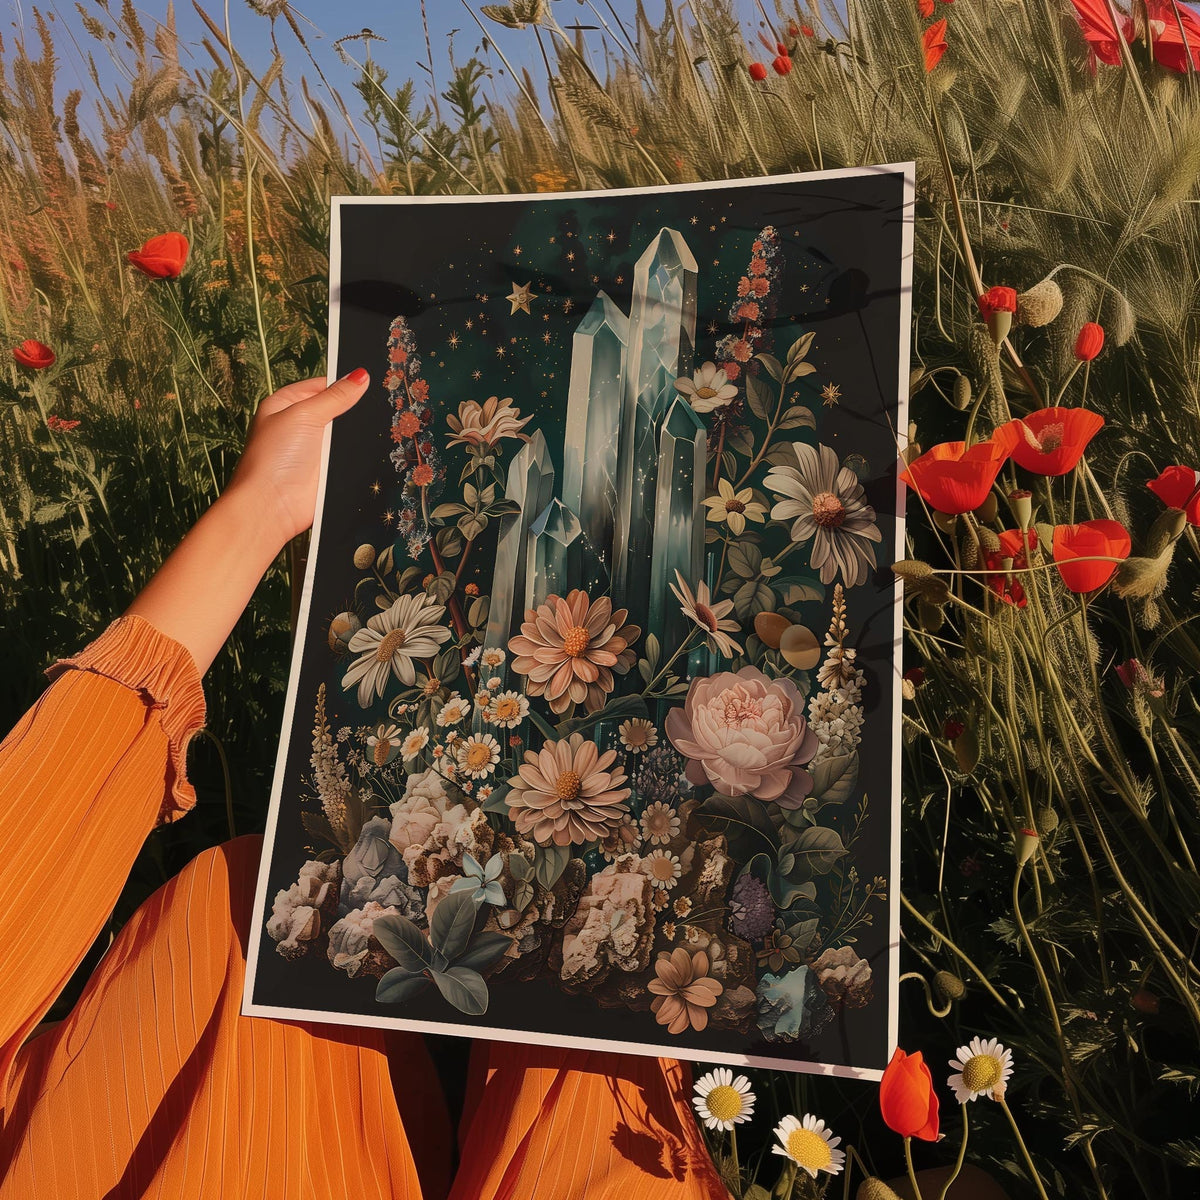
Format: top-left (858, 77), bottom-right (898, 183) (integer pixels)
top-left (647, 947), bottom-right (723, 1034)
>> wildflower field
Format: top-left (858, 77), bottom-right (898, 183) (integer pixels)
top-left (3, 1), bottom-right (1200, 1197)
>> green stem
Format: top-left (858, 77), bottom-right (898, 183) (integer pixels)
top-left (903, 1137), bottom-right (925, 1200)
top-left (936, 1104), bottom-right (970, 1200)
top-left (999, 1096), bottom-right (1051, 1200)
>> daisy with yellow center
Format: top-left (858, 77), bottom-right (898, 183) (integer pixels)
top-left (692, 1068), bottom-right (755, 1131)
top-left (643, 848), bottom-right (682, 890)
top-left (771, 1114), bottom-right (845, 1178)
top-left (618, 717), bottom-right (658, 753)
top-left (486, 690), bottom-right (529, 728)
top-left (480, 647), bottom-right (506, 669)
top-left (948, 1036), bottom-right (1014, 1103)
top-left (702, 478), bottom-right (768, 536)
top-left (457, 733), bottom-right (502, 779)
top-left (640, 800), bottom-right (680, 846)
top-left (365, 723), bottom-right (404, 767)
top-left (436, 692), bottom-right (471, 727)
top-left (669, 570), bottom-right (743, 658)
top-left (401, 727), bottom-right (430, 760)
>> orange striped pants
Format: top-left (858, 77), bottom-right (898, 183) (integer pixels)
top-left (0, 617), bottom-right (728, 1199)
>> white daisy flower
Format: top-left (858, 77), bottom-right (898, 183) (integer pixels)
top-left (640, 800), bottom-right (680, 846)
top-left (947, 1036), bottom-right (1014, 1103)
top-left (457, 733), bottom-right (502, 778)
top-left (674, 361), bottom-right (739, 414)
top-left (436, 692), bottom-right (471, 727)
top-left (771, 1114), bottom-right (845, 1178)
top-left (642, 848), bottom-right (681, 891)
top-left (618, 717), bottom-right (658, 754)
top-left (341, 594), bottom-right (453, 706)
top-left (464, 646), bottom-right (482, 667)
top-left (480, 647), bottom-right (506, 669)
top-left (478, 784), bottom-right (493, 801)
top-left (485, 690), bottom-right (529, 728)
top-left (487, 675), bottom-right (503, 690)
top-left (401, 726), bottom-right (430, 760)
top-left (693, 1068), bottom-right (756, 1131)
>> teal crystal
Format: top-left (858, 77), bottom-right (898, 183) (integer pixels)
top-left (562, 292), bottom-right (627, 596)
top-left (527, 498), bottom-right (592, 608)
top-left (648, 397), bottom-right (707, 658)
top-left (611, 228), bottom-right (698, 632)
top-left (484, 429), bottom-right (555, 653)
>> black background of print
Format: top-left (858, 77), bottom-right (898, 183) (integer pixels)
top-left (251, 170), bottom-right (909, 1073)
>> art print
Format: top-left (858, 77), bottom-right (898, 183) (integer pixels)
top-left (245, 166), bottom-right (912, 1078)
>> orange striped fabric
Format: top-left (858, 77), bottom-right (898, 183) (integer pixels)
top-left (0, 616), bottom-right (729, 1199)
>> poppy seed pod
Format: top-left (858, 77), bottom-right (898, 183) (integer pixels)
top-left (933, 971), bottom-right (966, 1003)
top-left (1074, 322), bottom-right (1105, 361)
top-left (353, 544), bottom-right (377, 570)
top-left (974, 525), bottom-right (1001, 554)
top-left (1036, 805), bottom-right (1059, 837)
top-left (1009, 489), bottom-right (1033, 529)
top-left (974, 492), bottom-right (999, 524)
top-left (952, 374), bottom-right (972, 411)
top-left (858, 1181), bottom-right (904, 1200)
top-left (1112, 548), bottom-right (1176, 600)
top-left (1016, 278), bottom-right (1064, 327)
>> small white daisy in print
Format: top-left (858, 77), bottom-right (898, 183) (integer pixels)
top-left (486, 690), bottom-right (529, 728)
top-left (641, 800), bottom-right (680, 846)
top-left (436, 692), bottom-right (471, 726)
top-left (643, 848), bottom-right (682, 891)
top-left (693, 1068), bottom-right (756, 1131)
top-left (401, 727), bottom-right (430, 760)
top-left (480, 647), bottom-right (506, 669)
top-left (457, 733), bottom-right (502, 778)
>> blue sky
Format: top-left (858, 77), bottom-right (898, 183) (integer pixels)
top-left (2, 1), bottom-right (767, 138)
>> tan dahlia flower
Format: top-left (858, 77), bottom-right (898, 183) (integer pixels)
top-left (446, 395), bottom-right (532, 447)
top-left (648, 947), bottom-right (723, 1034)
top-left (508, 589), bottom-right (639, 715)
top-left (506, 732), bottom-right (632, 846)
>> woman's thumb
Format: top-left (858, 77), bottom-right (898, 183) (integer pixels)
top-left (305, 368), bottom-right (370, 423)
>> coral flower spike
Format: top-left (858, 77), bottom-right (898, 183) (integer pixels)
top-left (899, 426), bottom-right (1018, 515)
top-left (1052, 519), bottom-right (1132, 593)
top-left (879, 1047), bottom-right (940, 1141)
top-left (1009, 407), bottom-right (1105, 476)
top-left (127, 231), bottom-right (189, 279)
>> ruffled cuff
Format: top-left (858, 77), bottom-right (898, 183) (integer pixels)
top-left (45, 614), bottom-right (207, 822)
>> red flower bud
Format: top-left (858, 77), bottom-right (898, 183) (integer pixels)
top-left (1074, 321), bottom-right (1104, 362)
top-left (903, 667), bottom-right (926, 687)
top-left (978, 286), bottom-right (1019, 316)
top-left (1131, 988), bottom-right (1160, 1015)
top-left (12, 339), bottom-right (55, 370)
top-left (127, 231), bottom-right (189, 279)
top-left (772, 54), bottom-right (793, 75)
top-left (879, 1048), bottom-right (940, 1141)
top-left (748, 61), bottom-right (768, 81)
top-left (1147, 465), bottom-right (1200, 524)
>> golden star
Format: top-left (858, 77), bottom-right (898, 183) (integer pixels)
top-left (447, 332), bottom-right (460, 348)
top-left (496, 345), bottom-right (506, 358)
top-left (821, 382), bottom-right (842, 407)
top-left (507, 281), bottom-right (535, 315)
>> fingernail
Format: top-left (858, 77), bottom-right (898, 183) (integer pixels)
top-left (346, 367), bottom-right (369, 386)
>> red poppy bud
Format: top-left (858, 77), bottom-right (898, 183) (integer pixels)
top-left (1074, 321), bottom-right (1105, 361)
top-left (748, 61), bottom-right (768, 81)
top-left (879, 1048), bottom-right (940, 1141)
top-left (1015, 828), bottom-right (1039, 866)
top-left (942, 719), bottom-right (965, 740)
top-left (1052, 519), bottom-right (1131, 593)
top-left (978, 286), bottom-right (1019, 316)
top-left (787, 20), bottom-right (801, 36)
top-left (772, 55), bottom-right (793, 75)
top-left (126, 231), bottom-right (189, 279)
top-left (776, 42), bottom-right (788, 54)
top-left (1147, 465), bottom-right (1200, 524)
top-left (12, 339), bottom-right (55, 370)
top-left (802, 24), bottom-right (814, 37)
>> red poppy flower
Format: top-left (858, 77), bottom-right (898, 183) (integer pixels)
top-left (942, 719), bottom-right (965, 740)
top-left (983, 528), bottom-right (1038, 607)
top-left (127, 231), bottom-right (189, 279)
top-left (923, 18), bottom-right (948, 72)
top-left (879, 1048), bottom-right (940, 1141)
top-left (748, 61), bottom-right (768, 81)
top-left (1068, 0), bottom-right (1132, 66)
top-left (1147, 464), bottom-right (1200, 523)
top-left (46, 414), bottom-right (81, 432)
top-left (1147, 2), bottom-right (1200, 73)
top-left (1074, 322), bottom-right (1104, 361)
top-left (899, 427), bottom-right (1018, 514)
top-left (772, 54), bottom-right (793, 75)
top-left (919, 0), bottom-right (934, 15)
top-left (1052, 519), bottom-right (1131, 593)
top-left (978, 286), bottom-right (1018, 316)
top-left (1008, 407), bottom-right (1104, 476)
top-left (12, 339), bottom-right (55, 370)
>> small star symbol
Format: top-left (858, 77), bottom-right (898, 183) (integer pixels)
top-left (563, 299), bottom-right (574, 313)
top-left (615, 275), bottom-right (624, 284)
top-left (448, 332), bottom-right (460, 348)
top-left (480, 293), bottom-right (489, 303)
top-left (496, 346), bottom-right (506, 358)
top-left (713, 259), bottom-right (720, 265)
top-left (542, 331), bottom-right (551, 343)
top-left (706, 321), bottom-right (719, 335)
top-left (465, 318), bottom-right (474, 329)
top-left (824, 298), bottom-right (831, 304)
top-left (542, 312), bottom-right (551, 321)
top-left (720, 216), bottom-right (727, 223)
top-left (472, 369), bottom-right (482, 380)
top-left (566, 251), bottom-right (576, 262)
top-left (507, 281), bottom-right (535, 315)
top-left (370, 481), bottom-right (381, 495)
top-left (689, 216), bottom-right (698, 225)
top-left (514, 245), bottom-right (523, 256)
top-left (549, 236), bottom-right (557, 244)
top-left (606, 230), bottom-right (616, 243)
top-left (800, 284), bottom-right (809, 293)
top-left (821, 383), bottom-right (842, 407)
top-left (541, 390), bottom-right (548, 397)
top-left (591, 274), bottom-right (600, 284)
top-left (709, 224), bottom-right (716, 231)
top-left (510, 336), bottom-right (518, 344)
top-left (382, 510), bottom-right (394, 524)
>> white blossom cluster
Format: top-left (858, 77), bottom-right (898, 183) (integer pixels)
top-left (312, 683), bottom-right (353, 840)
top-left (808, 596), bottom-right (866, 764)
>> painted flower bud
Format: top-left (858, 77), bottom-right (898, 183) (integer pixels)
top-left (1036, 805), bottom-right (1059, 837)
top-left (954, 726), bottom-right (979, 773)
top-left (1009, 489), bottom-right (1033, 530)
top-left (1074, 322), bottom-right (1105, 361)
top-left (918, 599), bottom-right (945, 632)
top-left (934, 971), bottom-right (966, 1002)
top-left (748, 61), bottom-right (768, 80)
top-left (1144, 507), bottom-right (1188, 556)
top-left (1015, 827), bottom-right (1039, 865)
top-left (858, 1181), bottom-right (904, 1200)
top-left (952, 373), bottom-right (972, 410)
top-left (1016, 278), bottom-right (1064, 327)
top-left (353, 543), bottom-right (376, 569)
top-left (772, 54), bottom-right (793, 75)
top-left (1131, 988), bottom-right (1160, 1015)
top-left (327, 611), bottom-right (362, 653)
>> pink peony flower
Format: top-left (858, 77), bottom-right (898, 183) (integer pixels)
top-left (665, 667), bottom-right (818, 808)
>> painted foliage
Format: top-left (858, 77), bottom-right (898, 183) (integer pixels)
top-left (246, 168), bottom-right (912, 1076)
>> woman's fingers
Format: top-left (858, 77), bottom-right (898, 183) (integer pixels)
top-left (298, 368), bottom-right (370, 424)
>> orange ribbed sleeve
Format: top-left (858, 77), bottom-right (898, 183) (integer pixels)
top-left (0, 615), bottom-right (205, 1105)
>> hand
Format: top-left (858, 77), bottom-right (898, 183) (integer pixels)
top-left (226, 370), bottom-right (370, 546)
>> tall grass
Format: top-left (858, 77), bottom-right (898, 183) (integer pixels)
top-left (3, 1), bottom-right (1199, 1195)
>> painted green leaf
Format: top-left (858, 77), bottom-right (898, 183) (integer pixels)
top-left (733, 579), bottom-right (775, 621)
top-left (788, 825), bottom-right (847, 877)
top-left (431, 890), bottom-right (480, 962)
top-left (456, 931), bottom-right (513, 973)
top-left (756, 352), bottom-right (784, 382)
top-left (373, 913), bottom-right (436, 973)
top-left (375, 967), bottom-right (431, 1005)
top-left (431, 965), bottom-right (489, 1015)
top-left (534, 842), bottom-right (571, 889)
top-left (746, 372), bottom-right (774, 420)
top-left (810, 751), bottom-right (859, 805)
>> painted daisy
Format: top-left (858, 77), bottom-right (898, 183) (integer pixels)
top-left (457, 733), bottom-right (502, 779)
top-left (365, 723), bottom-right (404, 767)
top-left (640, 800), bottom-right (680, 846)
top-left (619, 717), bottom-right (658, 754)
top-left (401, 726), bottom-right (430, 760)
top-left (693, 1068), bottom-right (756, 1131)
top-left (341, 593), bottom-right (452, 706)
top-left (643, 848), bottom-right (682, 891)
top-left (464, 646), bottom-right (482, 667)
top-left (771, 1114), bottom-right (845, 1178)
top-left (669, 570), bottom-right (743, 658)
top-left (947, 1036), bottom-right (1014, 1103)
top-left (436, 692), bottom-right (471, 726)
top-left (702, 478), bottom-right (768, 536)
top-left (480, 647), bottom-right (506, 669)
top-left (486, 690), bottom-right (529, 728)
top-left (674, 361), bottom-right (739, 414)
top-left (487, 675), bottom-right (503, 690)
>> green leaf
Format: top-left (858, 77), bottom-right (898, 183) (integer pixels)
top-left (728, 427), bottom-right (755, 457)
top-left (777, 578), bottom-right (825, 605)
top-left (426, 572), bottom-right (456, 604)
top-left (756, 352), bottom-right (784, 382)
top-left (745, 851), bottom-right (817, 908)
top-left (431, 502), bottom-right (468, 520)
top-left (555, 693), bottom-right (649, 738)
top-left (375, 967), bottom-right (431, 1005)
top-left (431, 890), bottom-right (480, 962)
top-left (468, 595), bottom-right (490, 628)
top-left (785, 361), bottom-right (818, 382)
top-left (745, 372), bottom-right (774, 421)
top-left (728, 541), bottom-right (763, 579)
top-left (534, 842), bottom-right (571, 890)
top-left (436, 526), bottom-right (464, 558)
top-left (733, 579), bottom-right (775, 621)
top-left (482, 781), bottom-right (512, 814)
top-left (778, 405), bottom-right (816, 431)
top-left (430, 965), bottom-right (490, 1015)
top-left (373, 913), bottom-right (437, 972)
top-left (787, 826), bottom-right (846, 878)
top-left (644, 632), bottom-right (661, 669)
top-left (455, 931), bottom-right (513, 972)
top-left (702, 795), bottom-right (780, 857)
top-left (785, 331), bottom-right (816, 364)
top-left (810, 752), bottom-right (859, 805)
top-left (464, 481), bottom-right (479, 507)
top-left (458, 514), bottom-right (488, 541)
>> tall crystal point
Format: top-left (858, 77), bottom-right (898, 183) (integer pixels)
top-left (526, 498), bottom-right (585, 609)
top-left (484, 429), bottom-right (555, 652)
top-left (612, 228), bottom-right (698, 631)
top-left (562, 291), bottom-right (628, 593)
top-left (648, 397), bottom-right (707, 656)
